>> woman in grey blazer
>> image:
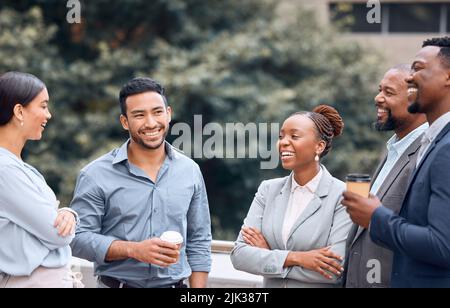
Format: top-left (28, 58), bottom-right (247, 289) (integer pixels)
top-left (231, 105), bottom-right (352, 288)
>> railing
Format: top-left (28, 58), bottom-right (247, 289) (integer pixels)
top-left (70, 240), bottom-right (263, 288)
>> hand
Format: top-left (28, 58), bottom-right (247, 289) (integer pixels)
top-left (342, 191), bottom-right (382, 229)
top-left (54, 210), bottom-right (76, 237)
top-left (290, 247), bottom-right (344, 280)
top-left (241, 227), bottom-right (270, 250)
top-left (131, 238), bottom-right (180, 267)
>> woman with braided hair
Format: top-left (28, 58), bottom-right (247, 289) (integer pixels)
top-left (231, 105), bottom-right (352, 288)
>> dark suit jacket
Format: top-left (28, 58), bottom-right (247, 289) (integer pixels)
top-left (371, 122), bottom-right (450, 288)
top-left (343, 135), bottom-right (423, 288)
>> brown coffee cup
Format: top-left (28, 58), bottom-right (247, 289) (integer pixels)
top-left (346, 174), bottom-right (371, 198)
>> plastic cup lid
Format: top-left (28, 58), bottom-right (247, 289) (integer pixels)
top-left (160, 231), bottom-right (183, 244)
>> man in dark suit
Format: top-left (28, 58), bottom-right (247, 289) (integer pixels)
top-left (342, 37), bottom-right (450, 288)
top-left (343, 65), bottom-right (427, 288)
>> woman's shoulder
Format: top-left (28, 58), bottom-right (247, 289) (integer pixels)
top-left (258, 175), bottom-right (290, 192)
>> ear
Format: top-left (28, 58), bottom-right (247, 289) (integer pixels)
top-left (12, 104), bottom-right (24, 122)
top-left (120, 114), bottom-right (129, 131)
top-left (446, 70), bottom-right (450, 87)
top-left (316, 140), bottom-right (326, 156)
top-left (167, 106), bottom-right (172, 124)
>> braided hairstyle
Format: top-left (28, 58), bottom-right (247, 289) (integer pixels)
top-left (291, 105), bottom-right (344, 158)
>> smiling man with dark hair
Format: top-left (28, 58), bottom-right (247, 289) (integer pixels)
top-left (343, 65), bottom-right (427, 288)
top-left (70, 77), bottom-right (212, 288)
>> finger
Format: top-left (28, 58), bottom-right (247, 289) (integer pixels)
top-left (243, 228), bottom-right (257, 237)
top-left (160, 248), bottom-right (180, 258)
top-left (57, 220), bottom-right (68, 235)
top-left (158, 241), bottom-right (178, 250)
top-left (320, 260), bottom-right (342, 275)
top-left (155, 259), bottom-right (170, 267)
top-left (157, 253), bottom-right (178, 264)
top-left (60, 221), bottom-right (74, 237)
top-left (323, 250), bottom-right (344, 261)
top-left (316, 267), bottom-right (333, 280)
top-left (342, 191), bottom-right (360, 201)
top-left (242, 235), bottom-right (255, 246)
top-left (242, 229), bottom-right (257, 241)
top-left (249, 227), bottom-right (262, 234)
top-left (54, 214), bottom-right (63, 228)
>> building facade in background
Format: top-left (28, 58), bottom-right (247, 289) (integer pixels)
top-left (281, 0), bottom-right (450, 70)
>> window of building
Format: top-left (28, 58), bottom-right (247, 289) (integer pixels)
top-left (330, 2), bottom-right (448, 34)
top-left (330, 3), bottom-right (382, 33)
top-left (389, 3), bottom-right (441, 33)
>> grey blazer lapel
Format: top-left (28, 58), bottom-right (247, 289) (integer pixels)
top-left (286, 168), bottom-right (332, 242)
top-left (376, 136), bottom-right (422, 200)
top-left (272, 175), bottom-right (292, 249)
top-left (351, 135), bottom-right (422, 247)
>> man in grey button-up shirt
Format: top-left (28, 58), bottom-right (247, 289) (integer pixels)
top-left (70, 77), bottom-right (212, 288)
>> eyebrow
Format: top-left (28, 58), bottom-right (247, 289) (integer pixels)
top-left (383, 86), bottom-right (397, 92)
top-left (130, 107), bottom-right (164, 114)
top-left (40, 100), bottom-right (49, 104)
top-left (411, 60), bottom-right (425, 68)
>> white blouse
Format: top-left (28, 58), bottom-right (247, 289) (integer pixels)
top-left (281, 168), bottom-right (323, 246)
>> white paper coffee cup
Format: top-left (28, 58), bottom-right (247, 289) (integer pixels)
top-left (160, 231), bottom-right (183, 245)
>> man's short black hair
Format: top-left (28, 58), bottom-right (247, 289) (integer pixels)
top-left (119, 77), bottom-right (168, 116)
top-left (422, 37), bottom-right (450, 68)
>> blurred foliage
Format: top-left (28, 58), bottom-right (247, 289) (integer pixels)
top-left (0, 0), bottom-right (386, 240)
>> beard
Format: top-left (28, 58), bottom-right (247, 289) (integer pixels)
top-left (374, 110), bottom-right (397, 131)
top-left (130, 127), bottom-right (169, 150)
top-left (408, 101), bottom-right (422, 114)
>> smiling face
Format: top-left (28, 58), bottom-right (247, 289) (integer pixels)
top-left (120, 91), bottom-right (171, 150)
top-left (374, 69), bottom-right (415, 132)
top-left (278, 114), bottom-right (325, 172)
top-left (407, 46), bottom-right (450, 115)
top-left (20, 88), bottom-right (52, 140)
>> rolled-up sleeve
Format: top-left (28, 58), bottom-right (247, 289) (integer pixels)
top-left (70, 171), bottom-right (117, 266)
top-left (0, 166), bottom-right (73, 250)
top-left (186, 165), bottom-right (212, 272)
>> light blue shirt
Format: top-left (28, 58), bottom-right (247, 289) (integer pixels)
top-left (70, 140), bottom-right (212, 288)
top-left (0, 147), bottom-right (73, 276)
top-left (371, 123), bottom-right (429, 195)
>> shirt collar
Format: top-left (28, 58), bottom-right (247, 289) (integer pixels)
top-left (386, 122), bottom-right (429, 154)
top-left (112, 139), bottom-right (176, 165)
top-left (0, 147), bottom-right (25, 166)
top-left (424, 111), bottom-right (450, 143)
top-left (291, 167), bottom-right (323, 194)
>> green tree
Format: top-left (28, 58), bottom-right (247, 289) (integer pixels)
top-left (0, 1), bottom-right (385, 240)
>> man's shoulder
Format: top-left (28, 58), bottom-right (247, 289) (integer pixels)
top-left (168, 145), bottom-right (200, 168)
top-left (80, 148), bottom-right (117, 175)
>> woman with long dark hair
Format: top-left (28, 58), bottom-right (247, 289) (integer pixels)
top-left (0, 71), bottom-right (80, 288)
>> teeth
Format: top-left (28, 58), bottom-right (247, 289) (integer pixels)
top-left (408, 88), bottom-right (418, 95)
top-left (143, 131), bottom-right (159, 137)
top-left (281, 152), bottom-right (295, 157)
top-left (377, 109), bottom-right (388, 114)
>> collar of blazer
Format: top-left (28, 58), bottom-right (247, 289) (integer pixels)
top-left (406, 121), bottom-right (450, 192)
top-left (272, 165), bottom-right (334, 248)
top-left (278, 165), bottom-right (334, 199)
top-left (375, 134), bottom-right (423, 201)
